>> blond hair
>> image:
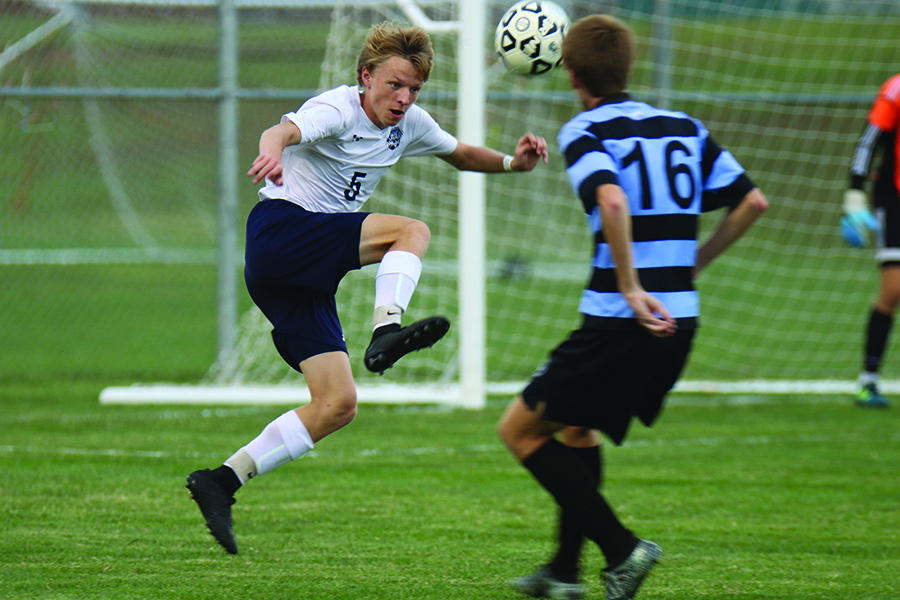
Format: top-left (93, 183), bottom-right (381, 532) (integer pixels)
top-left (562, 15), bottom-right (634, 97)
top-left (356, 22), bottom-right (434, 85)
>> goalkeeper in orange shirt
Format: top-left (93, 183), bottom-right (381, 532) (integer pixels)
top-left (841, 72), bottom-right (900, 408)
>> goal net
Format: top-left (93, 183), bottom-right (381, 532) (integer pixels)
top-left (6, 0), bottom-right (900, 404)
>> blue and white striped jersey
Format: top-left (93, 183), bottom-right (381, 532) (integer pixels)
top-left (558, 93), bottom-right (754, 329)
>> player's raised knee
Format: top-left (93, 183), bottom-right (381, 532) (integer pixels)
top-left (402, 218), bottom-right (431, 253)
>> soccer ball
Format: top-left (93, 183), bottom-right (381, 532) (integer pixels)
top-left (494, 0), bottom-right (570, 76)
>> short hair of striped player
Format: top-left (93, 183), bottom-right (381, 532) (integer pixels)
top-left (562, 15), bottom-right (634, 98)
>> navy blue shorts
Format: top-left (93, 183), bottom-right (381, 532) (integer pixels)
top-left (522, 324), bottom-right (694, 445)
top-left (244, 199), bottom-right (370, 371)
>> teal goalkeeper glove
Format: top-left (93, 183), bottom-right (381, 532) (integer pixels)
top-left (841, 189), bottom-right (880, 247)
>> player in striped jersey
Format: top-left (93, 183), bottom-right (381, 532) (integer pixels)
top-left (184, 22), bottom-right (549, 555)
top-left (842, 73), bottom-right (900, 408)
top-left (497, 15), bottom-right (768, 600)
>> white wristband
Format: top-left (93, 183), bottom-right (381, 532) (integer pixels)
top-left (503, 154), bottom-right (514, 172)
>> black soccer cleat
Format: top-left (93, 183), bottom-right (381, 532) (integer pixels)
top-left (185, 469), bottom-right (238, 555)
top-left (603, 539), bottom-right (662, 600)
top-left (364, 316), bottom-right (451, 374)
top-left (510, 564), bottom-right (585, 599)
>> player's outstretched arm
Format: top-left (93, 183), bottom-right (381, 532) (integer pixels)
top-left (598, 184), bottom-right (677, 338)
top-left (437, 133), bottom-right (548, 173)
top-left (694, 187), bottom-right (768, 279)
top-left (247, 121), bottom-right (302, 186)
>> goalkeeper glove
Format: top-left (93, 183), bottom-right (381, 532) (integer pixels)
top-left (841, 189), bottom-right (880, 247)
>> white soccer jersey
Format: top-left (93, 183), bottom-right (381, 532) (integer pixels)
top-left (258, 85), bottom-right (459, 213)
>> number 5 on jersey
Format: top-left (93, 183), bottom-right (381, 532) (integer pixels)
top-left (344, 171), bottom-right (367, 202)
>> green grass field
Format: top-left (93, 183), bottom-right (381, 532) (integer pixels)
top-left (3, 382), bottom-right (898, 599)
top-left (3, 7), bottom-right (900, 597)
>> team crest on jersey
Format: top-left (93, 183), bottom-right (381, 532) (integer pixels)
top-left (386, 126), bottom-right (403, 150)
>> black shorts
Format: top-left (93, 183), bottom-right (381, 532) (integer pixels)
top-left (522, 325), bottom-right (695, 445)
top-left (244, 199), bottom-right (370, 371)
top-left (875, 200), bottom-right (900, 264)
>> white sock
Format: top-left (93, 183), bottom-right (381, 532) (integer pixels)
top-left (234, 410), bottom-right (314, 478)
top-left (859, 371), bottom-right (879, 386)
top-left (224, 449), bottom-right (256, 485)
top-left (374, 250), bottom-right (422, 329)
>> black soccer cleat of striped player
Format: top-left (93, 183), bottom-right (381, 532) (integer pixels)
top-left (185, 469), bottom-right (238, 555)
top-left (364, 316), bottom-right (451, 374)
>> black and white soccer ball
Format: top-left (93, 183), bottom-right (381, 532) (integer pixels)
top-left (494, 0), bottom-right (570, 76)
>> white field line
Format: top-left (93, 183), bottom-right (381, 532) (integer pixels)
top-left (14, 392), bottom-right (850, 427)
top-left (12, 392), bottom-right (856, 427)
top-left (9, 406), bottom-right (276, 424)
top-left (98, 381), bottom-right (891, 406)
